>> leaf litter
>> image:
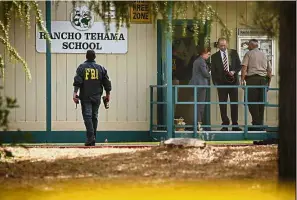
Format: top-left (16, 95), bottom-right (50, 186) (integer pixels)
top-left (0, 145), bottom-right (278, 187)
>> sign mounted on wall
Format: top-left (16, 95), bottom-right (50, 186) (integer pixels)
top-left (130, 1), bottom-right (151, 24)
top-left (36, 5), bottom-right (128, 54)
top-left (70, 5), bottom-right (95, 31)
top-left (237, 28), bottom-right (276, 75)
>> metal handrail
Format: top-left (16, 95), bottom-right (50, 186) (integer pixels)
top-left (149, 84), bottom-right (279, 139)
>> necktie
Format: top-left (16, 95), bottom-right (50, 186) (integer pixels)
top-left (223, 51), bottom-right (229, 72)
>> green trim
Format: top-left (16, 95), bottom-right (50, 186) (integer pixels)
top-left (0, 131), bottom-right (151, 143)
top-left (0, 141), bottom-right (255, 146)
top-left (207, 140), bottom-right (254, 144)
top-left (151, 131), bottom-right (278, 141)
top-left (166, 2), bottom-right (173, 138)
top-left (0, 130), bottom-right (278, 144)
top-left (46, 1), bottom-right (52, 136)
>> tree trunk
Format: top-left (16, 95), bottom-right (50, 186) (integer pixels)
top-left (278, 1), bottom-right (296, 182)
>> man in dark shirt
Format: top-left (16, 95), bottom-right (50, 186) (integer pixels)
top-left (172, 49), bottom-right (185, 81)
top-left (73, 50), bottom-right (112, 146)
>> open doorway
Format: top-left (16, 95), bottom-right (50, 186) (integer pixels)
top-left (157, 20), bottom-right (211, 131)
top-left (172, 23), bottom-right (210, 130)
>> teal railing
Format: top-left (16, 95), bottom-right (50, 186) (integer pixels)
top-left (149, 85), bottom-right (279, 140)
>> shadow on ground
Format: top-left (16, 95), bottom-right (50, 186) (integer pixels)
top-left (0, 145), bottom-right (278, 187)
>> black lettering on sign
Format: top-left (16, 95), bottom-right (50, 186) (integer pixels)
top-left (39, 32), bottom-right (46, 39)
top-left (62, 42), bottom-right (68, 49)
top-left (69, 42), bottom-right (75, 49)
top-left (62, 42), bottom-right (103, 50)
top-left (75, 42), bottom-right (82, 49)
top-left (84, 68), bottom-right (99, 80)
top-left (133, 12), bottom-right (149, 20)
top-left (75, 33), bottom-right (82, 40)
top-left (91, 33), bottom-right (96, 40)
top-left (82, 43), bottom-right (88, 50)
top-left (96, 43), bottom-right (103, 50)
top-left (85, 33), bottom-right (91, 40)
top-left (136, 4), bottom-right (148, 11)
top-left (89, 43), bottom-right (96, 49)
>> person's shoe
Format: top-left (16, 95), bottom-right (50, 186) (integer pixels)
top-left (255, 128), bottom-right (265, 131)
top-left (232, 127), bottom-right (242, 131)
top-left (253, 138), bottom-right (278, 145)
top-left (248, 126), bottom-right (265, 131)
top-left (84, 140), bottom-right (95, 146)
top-left (220, 127), bottom-right (228, 131)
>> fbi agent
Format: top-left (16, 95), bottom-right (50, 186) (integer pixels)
top-left (73, 50), bottom-right (112, 146)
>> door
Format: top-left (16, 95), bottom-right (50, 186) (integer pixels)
top-left (157, 20), bottom-right (211, 131)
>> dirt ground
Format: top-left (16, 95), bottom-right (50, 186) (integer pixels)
top-left (0, 145), bottom-right (278, 187)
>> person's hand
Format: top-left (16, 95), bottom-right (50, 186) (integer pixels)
top-left (241, 80), bottom-right (246, 90)
top-left (229, 71), bottom-right (235, 76)
top-left (105, 94), bottom-right (110, 102)
top-left (73, 92), bottom-right (79, 104)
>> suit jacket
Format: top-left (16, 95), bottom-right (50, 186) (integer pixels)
top-left (189, 56), bottom-right (210, 86)
top-left (211, 49), bottom-right (242, 85)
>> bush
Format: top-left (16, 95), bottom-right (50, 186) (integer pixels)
top-left (0, 86), bottom-right (19, 159)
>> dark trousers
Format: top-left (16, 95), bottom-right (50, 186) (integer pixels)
top-left (81, 100), bottom-right (100, 142)
top-left (197, 88), bottom-right (206, 122)
top-left (217, 87), bottom-right (239, 125)
top-left (246, 76), bottom-right (267, 125)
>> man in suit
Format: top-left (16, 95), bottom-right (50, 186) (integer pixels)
top-left (211, 38), bottom-right (242, 131)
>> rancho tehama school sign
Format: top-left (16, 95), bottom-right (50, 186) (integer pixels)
top-left (36, 5), bottom-right (128, 54)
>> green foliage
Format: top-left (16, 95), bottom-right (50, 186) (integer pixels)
top-left (0, 86), bottom-right (19, 159)
top-left (253, 2), bottom-right (279, 38)
top-left (0, 1), bottom-right (235, 82)
top-left (0, 91), bottom-right (18, 131)
top-left (0, 1), bottom-right (50, 81)
top-left (62, 1), bottom-right (232, 45)
top-left (240, 2), bottom-right (280, 38)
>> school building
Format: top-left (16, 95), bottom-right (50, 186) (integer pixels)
top-left (0, 1), bottom-right (279, 143)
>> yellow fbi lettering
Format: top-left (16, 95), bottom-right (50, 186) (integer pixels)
top-left (84, 68), bottom-right (99, 80)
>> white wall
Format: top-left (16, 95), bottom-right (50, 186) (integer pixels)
top-left (0, 1), bottom-right (278, 132)
top-left (0, 1), bottom-right (157, 131)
